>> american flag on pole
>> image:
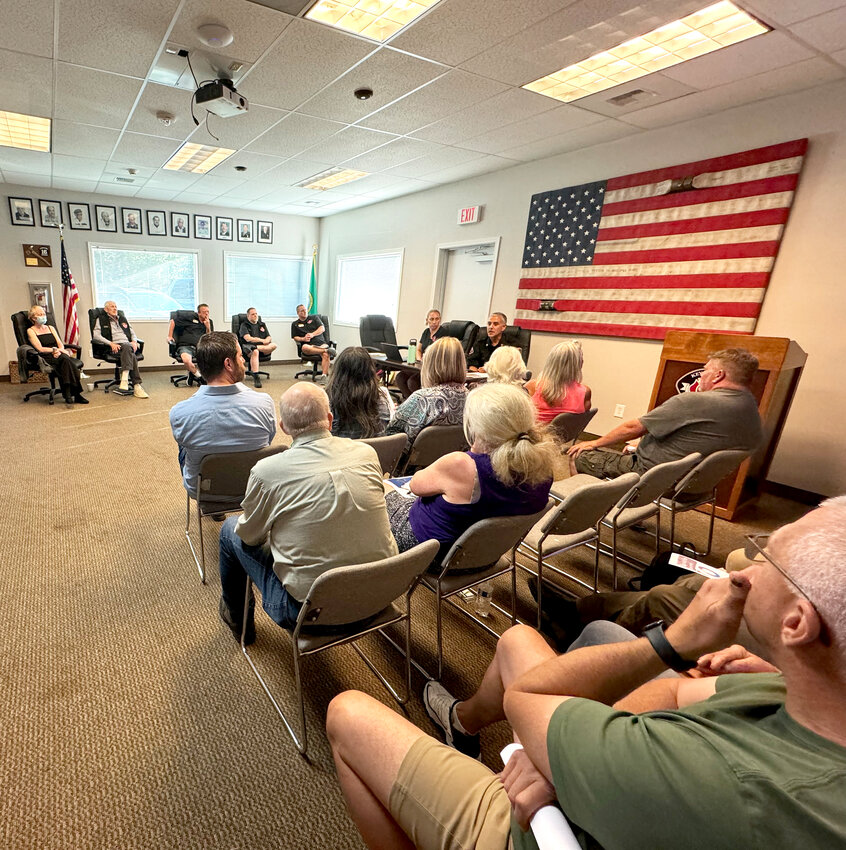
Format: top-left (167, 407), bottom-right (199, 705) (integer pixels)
top-left (60, 237), bottom-right (80, 346)
top-left (515, 138), bottom-right (807, 340)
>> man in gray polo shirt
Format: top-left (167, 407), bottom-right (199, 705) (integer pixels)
top-left (568, 347), bottom-right (763, 479)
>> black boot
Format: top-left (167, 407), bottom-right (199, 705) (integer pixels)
top-left (219, 596), bottom-right (256, 645)
top-left (74, 393), bottom-right (89, 405)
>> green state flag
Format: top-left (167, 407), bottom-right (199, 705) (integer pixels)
top-left (307, 250), bottom-right (317, 313)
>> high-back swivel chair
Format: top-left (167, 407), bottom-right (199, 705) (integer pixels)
top-left (11, 310), bottom-right (61, 404)
top-left (88, 307), bottom-right (145, 393)
top-left (231, 313), bottom-right (270, 383)
top-left (294, 313), bottom-right (336, 380)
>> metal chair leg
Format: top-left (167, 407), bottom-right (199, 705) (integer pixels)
top-left (592, 524), bottom-right (601, 591)
top-left (183, 492), bottom-right (206, 583)
top-left (536, 550), bottom-right (544, 631)
top-left (435, 586), bottom-right (444, 681)
top-left (611, 521), bottom-right (619, 591)
top-left (510, 550), bottom-right (518, 626)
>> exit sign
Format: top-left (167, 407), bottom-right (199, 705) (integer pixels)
top-left (457, 205), bottom-right (482, 225)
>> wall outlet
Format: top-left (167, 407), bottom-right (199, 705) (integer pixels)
top-left (614, 403), bottom-right (625, 418)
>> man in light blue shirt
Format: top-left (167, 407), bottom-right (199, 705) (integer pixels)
top-left (169, 332), bottom-right (276, 500)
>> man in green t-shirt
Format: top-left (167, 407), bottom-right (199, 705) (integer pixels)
top-left (327, 498), bottom-right (846, 849)
top-left (567, 347), bottom-right (763, 479)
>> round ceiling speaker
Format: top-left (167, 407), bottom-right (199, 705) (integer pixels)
top-left (197, 23), bottom-right (234, 48)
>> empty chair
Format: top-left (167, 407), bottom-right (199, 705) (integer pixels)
top-left (359, 314), bottom-right (405, 355)
top-left (360, 433), bottom-right (408, 476)
top-left (519, 473), bottom-right (639, 627)
top-left (399, 423), bottom-right (469, 474)
top-left (548, 407), bottom-right (598, 445)
top-left (240, 538), bottom-right (439, 756)
top-left (186, 445), bottom-right (287, 583)
top-left (659, 449), bottom-right (751, 556)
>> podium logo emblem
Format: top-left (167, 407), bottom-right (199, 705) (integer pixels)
top-left (676, 368), bottom-right (703, 394)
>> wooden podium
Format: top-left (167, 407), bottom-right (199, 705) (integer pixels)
top-left (648, 331), bottom-right (807, 521)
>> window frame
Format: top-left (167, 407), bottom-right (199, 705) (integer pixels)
top-left (333, 248), bottom-right (404, 328)
top-left (223, 250), bottom-right (311, 322)
top-left (88, 242), bottom-right (201, 323)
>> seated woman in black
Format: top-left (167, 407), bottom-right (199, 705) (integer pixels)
top-left (25, 305), bottom-right (87, 405)
top-left (326, 346), bottom-right (395, 439)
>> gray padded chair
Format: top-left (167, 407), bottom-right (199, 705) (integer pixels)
top-left (419, 500), bottom-right (554, 680)
top-left (240, 538), bottom-right (440, 756)
top-left (399, 424), bottom-right (469, 474)
top-left (548, 407), bottom-right (598, 445)
top-left (360, 433), bottom-right (408, 477)
top-left (519, 474), bottom-right (639, 626)
top-left (186, 445), bottom-right (287, 583)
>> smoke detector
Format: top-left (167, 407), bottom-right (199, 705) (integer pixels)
top-left (157, 111), bottom-right (176, 127)
top-left (197, 23), bottom-right (234, 48)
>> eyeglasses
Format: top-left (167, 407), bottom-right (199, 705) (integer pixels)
top-left (744, 533), bottom-right (814, 605)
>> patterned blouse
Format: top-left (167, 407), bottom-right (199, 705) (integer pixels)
top-left (386, 384), bottom-right (468, 445)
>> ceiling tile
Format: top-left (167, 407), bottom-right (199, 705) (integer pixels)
top-left (496, 119), bottom-right (638, 161)
top-left (360, 177), bottom-right (435, 199)
top-left (187, 104), bottom-right (287, 150)
top-left (54, 65), bottom-right (144, 130)
top-left (3, 171), bottom-right (52, 187)
top-left (255, 158), bottom-right (338, 186)
top-left (125, 82), bottom-right (198, 140)
top-left (423, 154), bottom-right (517, 184)
top-left (172, 191), bottom-right (219, 204)
top-left (102, 163), bottom-right (157, 180)
top-left (0, 0), bottom-right (54, 58)
top-left (662, 32), bottom-right (815, 89)
top-left (241, 17), bottom-right (374, 111)
top-left (335, 172), bottom-right (411, 195)
top-left (388, 0), bottom-right (569, 65)
top-left (411, 87), bottom-right (558, 145)
top-left (52, 121), bottom-right (121, 159)
top-left (298, 126), bottom-right (396, 163)
top-left (0, 147), bottom-right (52, 174)
top-left (223, 150), bottom-right (287, 176)
top-left (142, 170), bottom-right (202, 189)
top-left (245, 112), bottom-right (345, 156)
top-left (385, 146), bottom-right (485, 178)
top-left (51, 177), bottom-right (100, 192)
top-left (341, 137), bottom-right (442, 171)
top-left (0, 49), bottom-right (52, 117)
top-left (745, 0), bottom-right (846, 26)
top-left (185, 174), bottom-right (245, 194)
top-left (360, 70), bottom-right (509, 135)
top-left (830, 46), bottom-right (846, 65)
top-left (169, 0), bottom-right (293, 63)
top-left (791, 7), bottom-right (846, 52)
top-left (93, 183), bottom-right (140, 197)
top-left (52, 154), bottom-right (106, 180)
top-left (572, 74), bottom-right (696, 118)
top-left (111, 132), bottom-right (183, 168)
top-left (298, 47), bottom-right (447, 124)
top-left (134, 187), bottom-right (180, 200)
top-left (238, 0), bottom-right (312, 14)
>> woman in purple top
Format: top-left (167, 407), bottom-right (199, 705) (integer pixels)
top-left (385, 383), bottom-right (560, 555)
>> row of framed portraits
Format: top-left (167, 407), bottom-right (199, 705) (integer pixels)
top-left (7, 196), bottom-right (274, 243)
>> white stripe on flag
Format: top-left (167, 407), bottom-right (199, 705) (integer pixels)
top-left (520, 257), bottom-right (775, 279)
top-left (594, 224), bottom-right (784, 253)
top-left (514, 310), bottom-right (757, 332)
top-left (517, 287), bottom-right (766, 303)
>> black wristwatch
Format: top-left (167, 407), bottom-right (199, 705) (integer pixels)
top-left (642, 620), bottom-right (696, 672)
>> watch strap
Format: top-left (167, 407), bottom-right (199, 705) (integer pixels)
top-left (642, 621), bottom-right (696, 672)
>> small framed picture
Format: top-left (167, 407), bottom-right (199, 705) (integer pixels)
top-left (68, 202), bottom-right (91, 230)
top-left (257, 220), bottom-right (273, 244)
top-left (216, 216), bottom-right (233, 240)
top-left (237, 219), bottom-right (253, 242)
top-left (194, 214), bottom-right (212, 240)
top-left (147, 210), bottom-right (167, 236)
top-left (171, 212), bottom-right (189, 238)
top-left (9, 197), bottom-right (35, 226)
top-left (95, 205), bottom-right (117, 232)
top-left (121, 207), bottom-right (142, 234)
top-left (28, 282), bottom-right (54, 314)
top-left (39, 200), bottom-right (63, 228)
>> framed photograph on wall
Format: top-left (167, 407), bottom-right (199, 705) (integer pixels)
top-left (216, 216), bottom-right (233, 240)
top-left (122, 207), bottom-right (142, 234)
top-left (194, 214), bottom-right (212, 240)
top-left (9, 197), bottom-right (35, 226)
top-left (171, 212), bottom-right (189, 238)
top-left (28, 282), bottom-right (54, 314)
top-left (147, 210), bottom-right (167, 236)
top-left (68, 202), bottom-right (91, 230)
top-left (95, 205), bottom-right (117, 232)
top-left (39, 200), bottom-right (62, 228)
top-left (237, 219), bottom-right (253, 242)
top-left (257, 220), bottom-right (273, 244)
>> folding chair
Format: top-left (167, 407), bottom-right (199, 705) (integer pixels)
top-left (360, 433), bottom-right (408, 476)
top-left (548, 407), bottom-right (598, 445)
top-left (398, 424), bottom-right (468, 474)
top-left (241, 538), bottom-right (439, 756)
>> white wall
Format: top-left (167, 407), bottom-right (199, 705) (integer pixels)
top-left (319, 79), bottom-right (846, 497)
top-left (0, 186), bottom-right (319, 368)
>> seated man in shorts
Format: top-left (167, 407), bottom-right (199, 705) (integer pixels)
top-left (168, 303), bottom-right (213, 386)
top-left (291, 304), bottom-right (334, 382)
top-left (238, 306), bottom-right (277, 388)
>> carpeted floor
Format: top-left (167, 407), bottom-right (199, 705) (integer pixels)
top-left (0, 367), bottom-right (810, 849)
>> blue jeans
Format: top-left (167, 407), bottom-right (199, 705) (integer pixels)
top-left (218, 516), bottom-right (302, 629)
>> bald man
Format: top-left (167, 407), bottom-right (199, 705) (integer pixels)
top-left (217, 383), bottom-right (397, 643)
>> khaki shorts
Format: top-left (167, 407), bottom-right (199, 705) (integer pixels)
top-left (389, 735), bottom-right (512, 850)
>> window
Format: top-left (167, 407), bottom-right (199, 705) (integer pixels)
top-left (90, 245), bottom-right (198, 320)
top-left (335, 250), bottom-right (403, 326)
top-left (225, 253), bottom-right (310, 319)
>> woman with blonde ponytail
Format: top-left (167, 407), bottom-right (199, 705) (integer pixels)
top-left (385, 384), bottom-right (558, 553)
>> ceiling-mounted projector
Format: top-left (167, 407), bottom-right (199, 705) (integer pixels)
top-left (195, 79), bottom-right (248, 117)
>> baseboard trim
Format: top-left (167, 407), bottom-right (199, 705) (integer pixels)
top-left (760, 481), bottom-right (824, 506)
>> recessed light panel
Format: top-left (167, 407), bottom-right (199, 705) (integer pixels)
top-left (297, 167), bottom-right (369, 190)
top-left (306, 0), bottom-right (441, 42)
top-left (163, 143), bottom-right (235, 173)
top-left (0, 110), bottom-right (51, 152)
top-left (523, 1), bottom-right (770, 104)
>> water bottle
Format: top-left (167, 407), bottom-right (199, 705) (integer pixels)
top-left (474, 580), bottom-right (493, 617)
top-left (407, 338), bottom-right (417, 364)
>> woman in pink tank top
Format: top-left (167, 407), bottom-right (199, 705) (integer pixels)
top-left (526, 340), bottom-right (592, 424)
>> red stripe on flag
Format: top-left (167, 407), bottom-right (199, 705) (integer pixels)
top-left (516, 299), bottom-right (761, 318)
top-left (513, 318), bottom-right (751, 340)
top-left (592, 241), bottom-right (779, 265)
top-left (517, 273), bottom-right (769, 290)
top-left (600, 175), bottom-right (797, 217)
top-left (605, 139), bottom-right (808, 191)
top-left (595, 209), bottom-right (789, 242)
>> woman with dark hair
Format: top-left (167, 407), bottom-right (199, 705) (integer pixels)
top-left (327, 346), bottom-right (395, 439)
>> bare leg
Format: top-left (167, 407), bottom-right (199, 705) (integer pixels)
top-left (327, 691), bottom-right (421, 850)
top-left (455, 625), bottom-right (555, 735)
top-left (321, 349), bottom-right (330, 375)
top-left (257, 342), bottom-right (277, 356)
top-left (250, 348), bottom-right (259, 373)
top-left (180, 351), bottom-right (198, 376)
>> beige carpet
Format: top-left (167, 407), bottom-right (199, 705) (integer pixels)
top-left (0, 368), bottom-right (809, 849)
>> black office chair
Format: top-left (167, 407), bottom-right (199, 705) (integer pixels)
top-left (88, 308), bottom-right (145, 393)
top-left (294, 313), bottom-right (336, 380)
top-left (440, 320), bottom-right (479, 354)
top-left (359, 315), bottom-right (406, 355)
top-left (501, 325), bottom-right (532, 363)
top-left (11, 310), bottom-right (62, 404)
top-left (231, 313), bottom-right (270, 383)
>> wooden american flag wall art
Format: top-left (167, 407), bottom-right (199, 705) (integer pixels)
top-left (514, 138), bottom-right (807, 341)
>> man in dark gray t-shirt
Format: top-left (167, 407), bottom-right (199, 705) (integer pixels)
top-left (569, 348), bottom-right (763, 479)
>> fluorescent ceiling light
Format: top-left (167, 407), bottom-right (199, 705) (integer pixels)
top-left (306, 0), bottom-right (441, 42)
top-left (163, 142), bottom-right (235, 173)
top-left (523, 1), bottom-right (770, 104)
top-left (0, 110), bottom-right (51, 152)
top-left (297, 167), bottom-right (369, 190)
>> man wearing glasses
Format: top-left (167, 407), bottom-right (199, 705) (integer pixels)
top-left (328, 498), bottom-right (846, 849)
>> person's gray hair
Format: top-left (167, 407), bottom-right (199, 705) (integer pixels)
top-left (485, 345), bottom-right (527, 387)
top-left (709, 348), bottom-right (758, 386)
top-left (280, 383), bottom-right (330, 437)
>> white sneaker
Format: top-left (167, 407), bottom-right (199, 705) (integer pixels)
top-left (422, 680), bottom-right (480, 758)
top-left (118, 378), bottom-right (130, 392)
top-left (133, 384), bottom-right (149, 399)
